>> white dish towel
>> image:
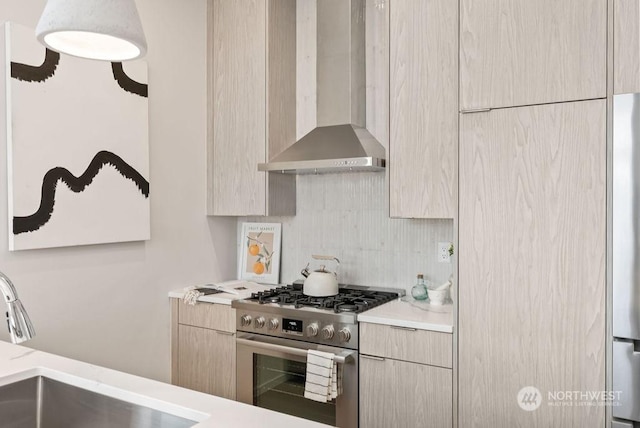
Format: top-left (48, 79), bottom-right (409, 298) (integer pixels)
top-left (304, 349), bottom-right (343, 403)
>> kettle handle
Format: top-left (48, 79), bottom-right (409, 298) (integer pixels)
top-left (311, 255), bottom-right (340, 275)
top-left (301, 263), bottom-right (310, 278)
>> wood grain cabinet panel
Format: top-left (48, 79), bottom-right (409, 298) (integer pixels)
top-left (208, 0), bottom-right (295, 216)
top-left (177, 301), bottom-right (235, 333)
top-left (360, 322), bottom-right (453, 427)
top-left (360, 322), bottom-right (452, 368)
top-left (171, 299), bottom-right (236, 400)
top-left (389, 0), bottom-right (458, 219)
top-left (614, 0), bottom-right (640, 94)
top-left (460, 0), bottom-right (607, 109)
top-left (209, 0), bottom-right (266, 216)
top-left (177, 325), bottom-right (236, 400)
top-left (360, 356), bottom-right (452, 428)
top-left (459, 100), bottom-right (606, 427)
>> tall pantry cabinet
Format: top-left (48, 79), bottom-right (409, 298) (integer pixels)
top-left (458, 0), bottom-right (607, 426)
top-left (458, 101), bottom-right (606, 427)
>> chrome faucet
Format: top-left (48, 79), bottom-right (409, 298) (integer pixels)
top-left (0, 271), bottom-right (35, 344)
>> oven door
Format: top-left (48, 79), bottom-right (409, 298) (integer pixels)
top-left (236, 332), bottom-right (358, 428)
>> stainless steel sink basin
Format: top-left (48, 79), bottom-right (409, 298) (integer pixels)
top-left (0, 376), bottom-right (198, 428)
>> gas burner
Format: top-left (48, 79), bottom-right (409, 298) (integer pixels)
top-left (334, 303), bottom-right (358, 313)
top-left (293, 296), bottom-right (336, 310)
top-left (250, 287), bottom-right (304, 304)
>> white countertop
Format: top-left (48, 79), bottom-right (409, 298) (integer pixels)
top-left (357, 298), bottom-right (454, 333)
top-left (168, 280), bottom-right (274, 305)
top-left (0, 341), bottom-right (327, 428)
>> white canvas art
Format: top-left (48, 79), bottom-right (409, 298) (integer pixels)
top-left (5, 23), bottom-right (150, 250)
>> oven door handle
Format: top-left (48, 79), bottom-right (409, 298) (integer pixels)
top-left (236, 337), bottom-right (355, 364)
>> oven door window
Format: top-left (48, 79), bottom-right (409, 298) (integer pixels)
top-left (253, 353), bottom-right (336, 426)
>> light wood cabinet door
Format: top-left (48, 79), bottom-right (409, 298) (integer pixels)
top-left (389, 0), bottom-right (457, 219)
top-left (208, 0), bottom-right (295, 216)
top-left (360, 356), bottom-right (452, 428)
top-left (209, 0), bottom-right (266, 216)
top-left (459, 100), bottom-right (606, 426)
top-left (360, 323), bottom-right (452, 368)
top-left (460, 0), bottom-right (606, 110)
top-left (614, 0), bottom-right (640, 94)
top-left (177, 325), bottom-right (236, 400)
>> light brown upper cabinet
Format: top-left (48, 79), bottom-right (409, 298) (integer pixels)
top-left (207, 0), bottom-right (296, 216)
top-left (614, 0), bottom-right (640, 94)
top-left (389, 0), bottom-right (458, 219)
top-left (459, 100), bottom-right (606, 426)
top-left (460, 0), bottom-right (607, 110)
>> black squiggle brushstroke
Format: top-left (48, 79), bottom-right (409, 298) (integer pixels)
top-left (111, 62), bottom-right (148, 98)
top-left (13, 150), bottom-right (149, 235)
top-left (11, 48), bottom-right (60, 82)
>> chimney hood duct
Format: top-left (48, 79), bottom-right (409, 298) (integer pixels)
top-left (259, 0), bottom-right (385, 174)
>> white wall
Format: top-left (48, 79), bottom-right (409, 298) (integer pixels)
top-left (242, 173), bottom-right (454, 295)
top-left (0, 0), bottom-right (237, 382)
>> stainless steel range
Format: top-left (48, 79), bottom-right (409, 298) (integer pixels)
top-left (232, 281), bottom-right (402, 427)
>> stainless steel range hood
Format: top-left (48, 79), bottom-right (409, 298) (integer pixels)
top-left (258, 124), bottom-right (385, 174)
top-left (259, 0), bottom-right (385, 174)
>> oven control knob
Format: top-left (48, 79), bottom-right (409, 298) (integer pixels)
top-left (268, 318), bottom-right (279, 330)
top-left (240, 315), bottom-right (252, 327)
top-left (321, 325), bottom-right (335, 340)
top-left (254, 316), bottom-right (266, 329)
top-left (338, 328), bottom-right (351, 343)
top-left (306, 323), bottom-right (319, 337)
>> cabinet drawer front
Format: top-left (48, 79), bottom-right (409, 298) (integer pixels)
top-left (360, 357), bottom-right (452, 428)
top-left (178, 301), bottom-right (235, 333)
top-left (177, 325), bottom-right (236, 400)
top-left (360, 323), bottom-right (452, 368)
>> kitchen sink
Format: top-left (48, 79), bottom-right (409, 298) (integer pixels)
top-left (0, 375), bottom-right (198, 428)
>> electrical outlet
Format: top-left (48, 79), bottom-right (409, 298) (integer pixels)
top-left (438, 242), bottom-right (451, 263)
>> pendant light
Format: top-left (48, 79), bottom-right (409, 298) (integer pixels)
top-left (35, 0), bottom-right (147, 61)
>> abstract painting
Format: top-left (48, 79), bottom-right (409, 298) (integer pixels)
top-left (4, 22), bottom-right (150, 250)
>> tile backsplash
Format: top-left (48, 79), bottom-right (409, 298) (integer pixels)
top-left (240, 172), bottom-right (453, 295)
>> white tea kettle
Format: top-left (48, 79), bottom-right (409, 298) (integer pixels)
top-left (301, 255), bottom-right (340, 297)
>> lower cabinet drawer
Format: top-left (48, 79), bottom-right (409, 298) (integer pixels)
top-left (360, 356), bottom-right (452, 428)
top-left (177, 300), bottom-right (235, 333)
top-left (360, 322), bottom-right (452, 368)
top-left (176, 324), bottom-right (236, 400)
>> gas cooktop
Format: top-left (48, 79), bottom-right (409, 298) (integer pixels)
top-left (247, 282), bottom-right (399, 314)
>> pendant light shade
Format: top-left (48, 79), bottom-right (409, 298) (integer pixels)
top-left (35, 0), bottom-right (147, 61)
